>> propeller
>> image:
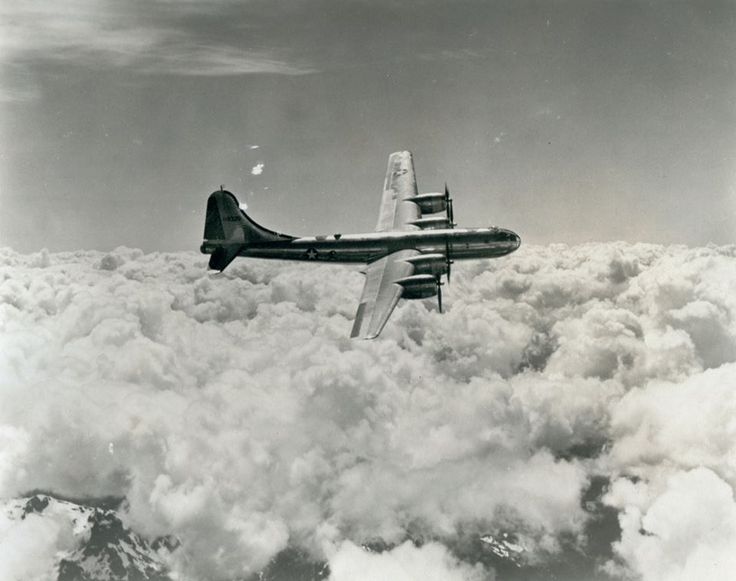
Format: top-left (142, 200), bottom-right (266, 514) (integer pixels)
top-left (444, 184), bottom-right (455, 286)
top-left (436, 276), bottom-right (444, 313)
top-left (444, 237), bottom-right (454, 284)
top-left (444, 183), bottom-right (455, 227)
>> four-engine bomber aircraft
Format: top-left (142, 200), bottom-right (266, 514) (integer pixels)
top-left (201, 151), bottom-right (521, 338)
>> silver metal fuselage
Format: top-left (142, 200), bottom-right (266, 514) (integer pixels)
top-left (238, 227), bottom-right (521, 263)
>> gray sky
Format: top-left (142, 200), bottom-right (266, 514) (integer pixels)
top-left (2, 0), bottom-right (735, 252)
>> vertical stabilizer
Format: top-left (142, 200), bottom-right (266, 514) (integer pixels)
top-left (200, 189), bottom-right (293, 271)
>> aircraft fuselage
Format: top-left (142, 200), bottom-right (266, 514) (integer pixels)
top-left (230, 227), bottom-right (521, 264)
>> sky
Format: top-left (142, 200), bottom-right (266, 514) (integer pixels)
top-left (2, 0), bottom-right (736, 252)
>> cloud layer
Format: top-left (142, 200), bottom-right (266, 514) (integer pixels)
top-left (1, 243), bottom-right (736, 579)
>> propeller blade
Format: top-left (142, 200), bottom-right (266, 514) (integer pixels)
top-left (444, 183), bottom-right (455, 226)
top-left (445, 238), bottom-right (452, 284)
top-left (437, 277), bottom-right (443, 313)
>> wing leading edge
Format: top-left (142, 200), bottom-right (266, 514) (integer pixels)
top-left (351, 249), bottom-right (418, 339)
top-left (375, 151), bottom-right (422, 232)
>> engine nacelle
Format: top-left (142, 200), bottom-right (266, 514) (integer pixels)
top-left (410, 217), bottom-right (452, 230)
top-left (395, 274), bottom-right (438, 299)
top-left (410, 193), bottom-right (447, 214)
top-left (404, 253), bottom-right (448, 277)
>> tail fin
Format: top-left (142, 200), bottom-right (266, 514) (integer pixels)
top-left (200, 189), bottom-right (293, 271)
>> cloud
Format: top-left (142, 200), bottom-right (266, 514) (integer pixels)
top-left (609, 362), bottom-right (736, 484)
top-left (604, 468), bottom-right (736, 581)
top-left (0, 0), bottom-right (313, 88)
top-left (2, 242), bottom-right (736, 578)
top-left (141, 45), bottom-right (313, 77)
top-left (0, 503), bottom-right (77, 581)
top-left (327, 540), bottom-right (488, 581)
top-left (251, 162), bottom-right (264, 176)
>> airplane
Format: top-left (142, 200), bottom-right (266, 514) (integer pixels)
top-left (200, 151), bottom-right (521, 339)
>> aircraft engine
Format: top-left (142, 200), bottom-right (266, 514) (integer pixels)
top-left (410, 193), bottom-right (447, 214)
top-left (395, 274), bottom-right (438, 299)
top-left (405, 253), bottom-right (448, 277)
top-left (410, 217), bottom-right (452, 230)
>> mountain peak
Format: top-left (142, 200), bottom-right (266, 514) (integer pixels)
top-left (3, 494), bottom-right (175, 581)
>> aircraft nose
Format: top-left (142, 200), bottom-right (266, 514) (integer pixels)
top-left (500, 229), bottom-right (521, 252)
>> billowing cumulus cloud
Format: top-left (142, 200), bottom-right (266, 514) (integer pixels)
top-left (327, 540), bottom-right (488, 581)
top-left (1, 243), bottom-right (736, 579)
top-left (604, 468), bottom-right (736, 581)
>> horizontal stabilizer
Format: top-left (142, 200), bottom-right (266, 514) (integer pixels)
top-left (208, 243), bottom-right (242, 272)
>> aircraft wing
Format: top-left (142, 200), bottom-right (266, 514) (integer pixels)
top-left (351, 249), bottom-right (419, 339)
top-left (375, 151), bottom-right (422, 232)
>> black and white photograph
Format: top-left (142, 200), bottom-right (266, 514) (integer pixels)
top-left (1, 1), bottom-right (735, 580)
